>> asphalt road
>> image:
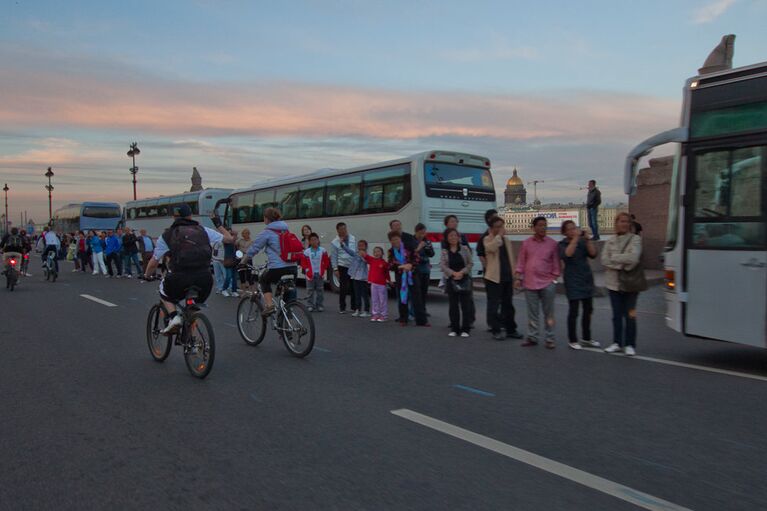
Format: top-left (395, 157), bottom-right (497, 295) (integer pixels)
top-left (2, 262), bottom-right (766, 510)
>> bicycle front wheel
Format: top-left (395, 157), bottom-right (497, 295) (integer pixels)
top-left (237, 295), bottom-right (267, 346)
top-left (146, 304), bottom-right (171, 362)
top-left (277, 301), bottom-right (315, 358)
top-left (184, 312), bottom-right (215, 379)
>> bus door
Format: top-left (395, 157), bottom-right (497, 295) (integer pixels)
top-left (685, 143), bottom-right (767, 347)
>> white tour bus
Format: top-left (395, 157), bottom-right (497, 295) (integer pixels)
top-left (124, 189), bottom-right (232, 238)
top-left (625, 60), bottom-right (767, 348)
top-left (223, 150), bottom-right (497, 287)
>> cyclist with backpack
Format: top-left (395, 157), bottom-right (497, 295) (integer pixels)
top-left (245, 207), bottom-right (303, 316)
top-left (143, 204), bottom-right (234, 334)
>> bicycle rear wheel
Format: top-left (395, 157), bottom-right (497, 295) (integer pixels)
top-left (237, 295), bottom-right (266, 346)
top-left (146, 304), bottom-right (172, 362)
top-left (184, 312), bottom-right (215, 379)
top-left (277, 301), bottom-right (315, 358)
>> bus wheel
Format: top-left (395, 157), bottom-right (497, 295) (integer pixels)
top-left (327, 267), bottom-right (340, 293)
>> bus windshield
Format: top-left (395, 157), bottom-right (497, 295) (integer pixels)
top-left (424, 162), bottom-right (493, 189)
top-left (82, 206), bottom-right (121, 218)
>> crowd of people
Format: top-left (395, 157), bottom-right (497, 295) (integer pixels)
top-left (2, 203), bottom-right (646, 355)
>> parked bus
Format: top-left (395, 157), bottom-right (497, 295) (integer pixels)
top-left (222, 150), bottom-right (497, 288)
top-left (625, 60), bottom-right (766, 348)
top-left (124, 189), bottom-right (232, 238)
top-left (52, 202), bottom-right (122, 233)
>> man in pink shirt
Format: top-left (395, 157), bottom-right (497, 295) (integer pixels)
top-left (515, 216), bottom-right (560, 349)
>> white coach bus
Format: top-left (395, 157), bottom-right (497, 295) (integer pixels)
top-left (625, 60), bottom-right (767, 348)
top-left (222, 150), bottom-right (497, 287)
top-left (124, 189), bottom-right (232, 238)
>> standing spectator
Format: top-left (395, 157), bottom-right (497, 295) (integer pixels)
top-left (138, 229), bottom-right (154, 277)
top-left (222, 229), bottom-right (239, 296)
top-left (90, 231), bottom-right (108, 275)
top-left (475, 208), bottom-right (498, 330)
top-left (413, 223), bottom-right (434, 312)
top-left (340, 239), bottom-right (371, 317)
top-left (237, 228), bottom-right (254, 291)
top-left (76, 231), bottom-right (89, 273)
top-left (559, 221), bottom-right (600, 350)
top-left (440, 228), bottom-right (473, 337)
top-left (330, 222), bottom-right (357, 314)
top-left (121, 228), bottom-right (142, 278)
top-left (363, 247), bottom-right (390, 322)
top-left (442, 215), bottom-right (475, 325)
top-left (602, 212), bottom-right (644, 356)
top-left (301, 232), bottom-right (330, 312)
top-left (211, 237), bottom-right (226, 294)
top-left (104, 229), bottom-right (123, 278)
top-left (586, 179), bottom-right (602, 240)
top-left (388, 231), bottom-right (428, 326)
top-left (630, 214), bottom-right (643, 236)
top-left (300, 225), bottom-right (313, 248)
top-left (515, 217), bottom-right (560, 349)
top-left (482, 217), bottom-right (523, 340)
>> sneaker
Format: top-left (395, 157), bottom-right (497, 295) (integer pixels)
top-left (359, 312), bottom-right (371, 318)
top-left (448, 331), bottom-right (458, 337)
top-left (92, 272), bottom-right (98, 275)
top-left (317, 306), bottom-right (324, 312)
top-left (579, 339), bottom-right (601, 348)
top-left (604, 343), bottom-right (622, 353)
top-left (221, 290), bottom-right (231, 297)
top-left (351, 310), bottom-right (360, 317)
top-left (460, 332), bottom-right (470, 338)
top-left (215, 289), bottom-right (222, 295)
top-left (624, 346), bottom-right (636, 356)
top-left (376, 318), bottom-right (385, 322)
top-left (521, 339), bottom-right (538, 347)
top-left (71, 269), bottom-right (79, 273)
top-left (370, 316), bottom-right (378, 322)
top-left (545, 341), bottom-right (556, 350)
top-left (492, 332), bottom-right (505, 341)
top-left (261, 304), bottom-right (275, 317)
top-left (339, 310), bottom-right (347, 314)
top-left (307, 306), bottom-right (315, 312)
top-left (569, 342), bottom-right (582, 350)
top-left (125, 274), bottom-right (133, 279)
top-left (160, 314), bottom-right (183, 335)
top-left (506, 330), bottom-right (524, 339)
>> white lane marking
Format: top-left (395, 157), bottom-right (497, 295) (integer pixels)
top-left (392, 409), bottom-right (692, 511)
top-left (581, 347), bottom-right (767, 383)
top-left (80, 294), bottom-right (118, 307)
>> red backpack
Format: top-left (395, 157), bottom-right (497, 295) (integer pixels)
top-left (268, 228), bottom-right (304, 263)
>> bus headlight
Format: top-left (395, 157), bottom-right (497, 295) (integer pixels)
top-left (664, 270), bottom-right (675, 291)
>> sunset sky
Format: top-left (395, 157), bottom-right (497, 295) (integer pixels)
top-left (1, 0), bottom-right (766, 222)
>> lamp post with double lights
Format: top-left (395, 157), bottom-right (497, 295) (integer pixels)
top-left (45, 167), bottom-right (54, 224)
top-left (127, 142), bottom-right (140, 200)
top-left (3, 183), bottom-right (8, 235)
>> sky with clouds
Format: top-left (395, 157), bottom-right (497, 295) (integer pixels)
top-left (1, 0), bottom-right (765, 222)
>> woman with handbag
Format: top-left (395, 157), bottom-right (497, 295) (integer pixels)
top-left (440, 228), bottom-right (474, 337)
top-left (601, 212), bottom-right (645, 356)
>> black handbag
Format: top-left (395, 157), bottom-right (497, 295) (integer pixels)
top-left (617, 235), bottom-right (647, 293)
top-left (448, 275), bottom-right (471, 294)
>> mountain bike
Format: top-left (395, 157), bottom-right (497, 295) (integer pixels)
top-left (43, 250), bottom-right (57, 282)
top-left (236, 262), bottom-right (315, 358)
top-left (146, 286), bottom-right (216, 379)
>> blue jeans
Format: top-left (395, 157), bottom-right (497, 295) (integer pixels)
top-left (608, 290), bottom-right (638, 347)
top-left (212, 260), bottom-right (225, 291)
top-left (122, 252), bottom-right (142, 275)
top-left (588, 208), bottom-right (600, 239)
top-left (223, 266), bottom-right (238, 292)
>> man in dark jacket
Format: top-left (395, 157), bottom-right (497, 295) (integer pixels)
top-left (121, 227), bottom-right (142, 278)
top-left (586, 180), bottom-right (602, 241)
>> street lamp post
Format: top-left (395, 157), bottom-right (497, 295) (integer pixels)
top-left (3, 183), bottom-right (8, 235)
top-left (45, 167), bottom-right (54, 224)
top-left (127, 142), bottom-right (140, 200)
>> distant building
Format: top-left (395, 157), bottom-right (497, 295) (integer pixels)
top-left (503, 204), bottom-right (626, 235)
top-left (503, 168), bottom-right (527, 208)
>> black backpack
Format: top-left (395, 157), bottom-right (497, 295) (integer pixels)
top-left (6, 235), bottom-right (23, 251)
top-left (162, 220), bottom-right (212, 271)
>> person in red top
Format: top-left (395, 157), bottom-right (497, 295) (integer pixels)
top-left (76, 230), bottom-right (90, 273)
top-left (363, 246), bottom-right (390, 322)
top-left (515, 216), bottom-right (561, 349)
